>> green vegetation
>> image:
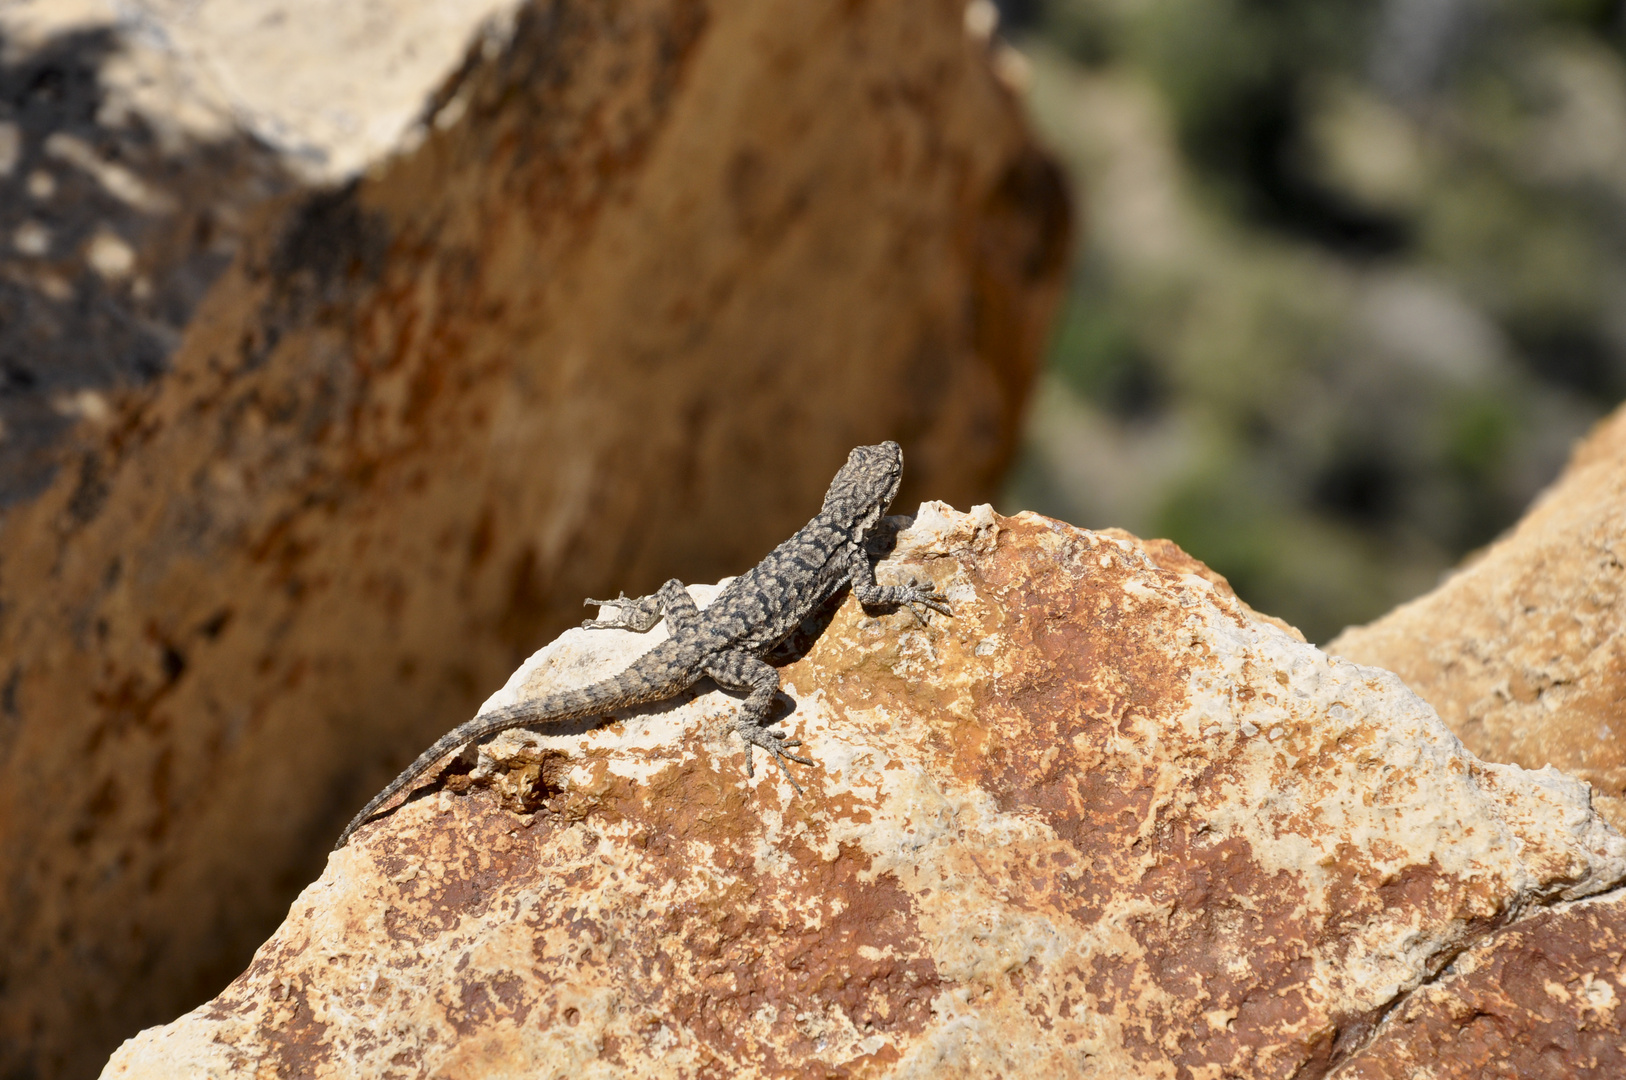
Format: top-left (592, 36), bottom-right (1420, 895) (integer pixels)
top-left (1002, 0), bottom-right (1626, 642)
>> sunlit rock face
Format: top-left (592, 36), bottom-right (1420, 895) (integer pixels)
top-left (0, 2), bottom-right (1068, 1076)
top-left (1331, 402), bottom-right (1626, 832)
top-left (102, 507), bottom-right (1625, 1078)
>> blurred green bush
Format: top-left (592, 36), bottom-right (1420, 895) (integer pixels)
top-left (1001, 0), bottom-right (1626, 642)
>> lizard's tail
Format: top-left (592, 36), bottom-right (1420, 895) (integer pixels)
top-left (334, 665), bottom-right (677, 849)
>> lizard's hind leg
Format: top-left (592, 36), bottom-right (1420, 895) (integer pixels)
top-left (583, 579), bottom-right (698, 633)
top-left (705, 650), bottom-right (814, 791)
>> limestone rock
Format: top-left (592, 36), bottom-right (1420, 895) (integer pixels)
top-left (1329, 403), bottom-right (1626, 830)
top-left (102, 507), bottom-right (1626, 1078)
top-left (0, 2), bottom-right (1069, 1075)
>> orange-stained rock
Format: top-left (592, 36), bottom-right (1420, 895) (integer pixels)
top-left (102, 507), bottom-right (1626, 1079)
top-left (1332, 889), bottom-right (1626, 1079)
top-left (0, 2), bottom-right (1069, 1076)
top-left (1329, 403), bottom-right (1626, 830)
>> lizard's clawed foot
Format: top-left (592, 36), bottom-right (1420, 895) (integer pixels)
top-left (899, 578), bottom-right (952, 625)
top-left (734, 721), bottom-right (814, 793)
top-left (582, 592), bottom-right (660, 631)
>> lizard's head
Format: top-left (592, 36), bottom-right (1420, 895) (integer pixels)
top-left (822, 441), bottom-right (904, 531)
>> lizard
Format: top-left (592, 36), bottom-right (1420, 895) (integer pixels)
top-left (335, 441), bottom-right (948, 848)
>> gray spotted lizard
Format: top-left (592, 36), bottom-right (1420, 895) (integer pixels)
top-left (336, 441), bottom-right (948, 848)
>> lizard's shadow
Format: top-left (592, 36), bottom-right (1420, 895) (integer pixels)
top-left (766, 512), bottom-right (911, 667)
top-left (764, 590), bottom-right (845, 668)
top-left (763, 514), bottom-right (909, 664)
top-left (397, 685), bottom-right (709, 813)
top-left (758, 512), bottom-right (912, 722)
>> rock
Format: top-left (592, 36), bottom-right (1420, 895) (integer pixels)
top-left (1321, 371), bottom-right (1626, 1078)
top-left (1331, 889), bottom-right (1626, 1079)
top-left (1328, 403), bottom-right (1626, 830)
top-left (0, 2), bottom-right (1070, 1075)
top-left (101, 506), bottom-right (1626, 1078)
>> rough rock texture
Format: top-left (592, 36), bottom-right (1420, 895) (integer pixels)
top-left (102, 506), bottom-right (1626, 1079)
top-left (1332, 889), bottom-right (1626, 1079)
top-left (1329, 403), bottom-right (1626, 831)
top-left (0, 2), bottom-right (1069, 1076)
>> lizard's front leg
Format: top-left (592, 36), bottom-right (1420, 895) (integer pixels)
top-left (704, 650), bottom-right (813, 791)
top-left (848, 544), bottom-right (952, 623)
top-left (583, 578), bottom-right (699, 633)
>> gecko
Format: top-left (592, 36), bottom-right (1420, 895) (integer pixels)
top-left (336, 441), bottom-right (948, 847)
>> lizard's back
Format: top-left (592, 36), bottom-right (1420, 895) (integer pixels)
top-left (702, 514), bottom-right (853, 653)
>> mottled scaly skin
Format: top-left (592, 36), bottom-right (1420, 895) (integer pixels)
top-left (336, 442), bottom-right (947, 848)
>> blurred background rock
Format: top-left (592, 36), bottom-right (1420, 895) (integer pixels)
top-left (994, 0), bottom-right (1626, 644)
top-left (0, 3), bottom-right (1067, 1075)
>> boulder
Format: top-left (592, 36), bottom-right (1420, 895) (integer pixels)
top-left (0, 1), bottom-right (1069, 1075)
top-left (102, 506), bottom-right (1626, 1078)
top-left (1329, 403), bottom-right (1626, 830)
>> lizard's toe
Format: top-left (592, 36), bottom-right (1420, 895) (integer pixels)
top-left (734, 721), bottom-right (813, 792)
top-left (901, 578), bottom-right (952, 621)
top-left (582, 592), bottom-right (663, 631)
top-left (912, 579), bottom-right (953, 613)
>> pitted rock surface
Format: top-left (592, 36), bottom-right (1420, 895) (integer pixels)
top-left (1330, 402), bottom-right (1626, 830)
top-left (0, 2), bottom-right (1069, 1075)
top-left (103, 506), bottom-right (1626, 1079)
